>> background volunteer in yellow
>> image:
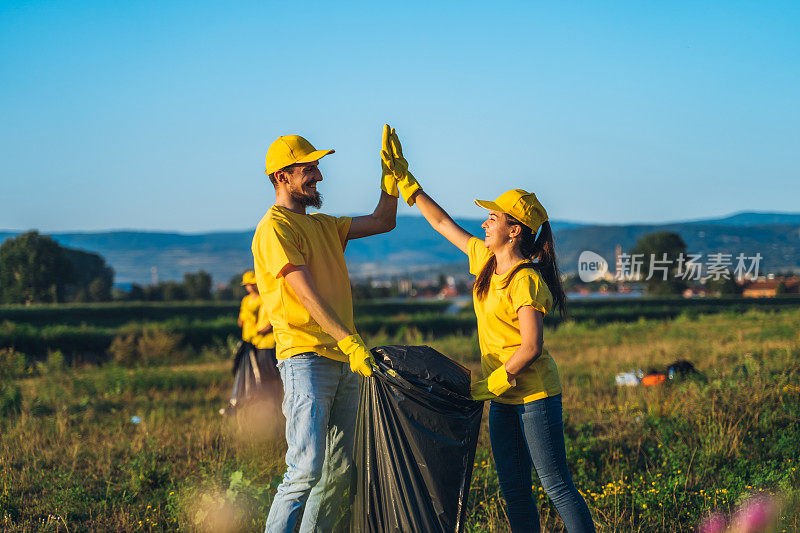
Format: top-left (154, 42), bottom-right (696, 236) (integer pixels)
top-left (251, 286), bottom-right (279, 383)
top-left (238, 270), bottom-right (261, 343)
top-left (222, 271), bottom-right (279, 416)
top-left (384, 130), bottom-right (595, 532)
top-left (254, 127), bottom-right (398, 533)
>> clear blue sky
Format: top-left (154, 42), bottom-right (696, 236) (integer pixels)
top-left (2, 1), bottom-right (798, 232)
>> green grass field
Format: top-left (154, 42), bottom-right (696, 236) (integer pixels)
top-left (2, 307), bottom-right (799, 531)
top-left (4, 297), bottom-right (800, 366)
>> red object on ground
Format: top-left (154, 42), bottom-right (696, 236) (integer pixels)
top-left (641, 374), bottom-right (666, 386)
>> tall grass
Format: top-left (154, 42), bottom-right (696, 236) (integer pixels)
top-left (1, 309), bottom-right (798, 531)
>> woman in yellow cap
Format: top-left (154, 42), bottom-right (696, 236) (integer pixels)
top-left (223, 271), bottom-right (279, 415)
top-left (383, 131), bottom-right (594, 532)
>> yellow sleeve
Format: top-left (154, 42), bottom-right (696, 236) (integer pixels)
top-left (336, 216), bottom-right (352, 250)
top-left (256, 301), bottom-right (271, 331)
top-left (255, 216), bottom-right (306, 278)
top-left (467, 237), bottom-right (494, 275)
top-left (510, 271), bottom-right (553, 315)
top-left (238, 297), bottom-right (248, 322)
top-left (254, 304), bottom-right (276, 349)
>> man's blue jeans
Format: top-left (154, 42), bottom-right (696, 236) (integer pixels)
top-left (489, 395), bottom-right (595, 533)
top-left (264, 353), bottom-right (359, 533)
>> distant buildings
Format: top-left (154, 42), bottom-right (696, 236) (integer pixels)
top-left (350, 263), bottom-right (800, 301)
top-left (741, 277), bottom-right (800, 298)
top-left (682, 286), bottom-right (710, 298)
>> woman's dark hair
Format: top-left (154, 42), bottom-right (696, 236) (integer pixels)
top-left (474, 217), bottom-right (568, 319)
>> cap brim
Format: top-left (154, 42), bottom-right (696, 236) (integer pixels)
top-left (264, 149), bottom-right (335, 174)
top-left (474, 199), bottom-right (503, 212)
top-left (297, 149), bottom-right (335, 164)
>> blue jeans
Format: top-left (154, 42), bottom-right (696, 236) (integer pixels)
top-left (489, 395), bottom-right (595, 533)
top-left (264, 353), bottom-right (360, 533)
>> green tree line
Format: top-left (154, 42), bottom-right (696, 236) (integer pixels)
top-left (127, 271), bottom-right (215, 302)
top-left (0, 231), bottom-right (114, 304)
top-left (1, 231), bottom-right (227, 304)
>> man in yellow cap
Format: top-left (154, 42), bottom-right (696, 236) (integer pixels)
top-left (254, 126), bottom-right (402, 532)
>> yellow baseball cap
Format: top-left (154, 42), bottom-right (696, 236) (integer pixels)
top-left (475, 189), bottom-right (549, 233)
top-left (241, 270), bottom-right (256, 285)
top-left (265, 135), bottom-right (334, 175)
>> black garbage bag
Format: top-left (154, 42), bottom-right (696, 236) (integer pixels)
top-left (231, 340), bottom-right (250, 376)
top-left (226, 342), bottom-right (280, 413)
top-left (352, 345), bottom-right (484, 533)
top-left (667, 359), bottom-right (707, 383)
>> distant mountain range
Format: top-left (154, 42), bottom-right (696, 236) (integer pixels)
top-left (2, 212), bottom-right (799, 285)
top-left (681, 212), bottom-right (800, 227)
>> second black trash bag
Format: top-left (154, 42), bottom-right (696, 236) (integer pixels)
top-left (352, 345), bottom-right (484, 533)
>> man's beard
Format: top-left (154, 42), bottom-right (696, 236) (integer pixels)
top-left (290, 189), bottom-right (323, 209)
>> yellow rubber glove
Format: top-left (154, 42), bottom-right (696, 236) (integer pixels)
top-left (470, 366), bottom-right (515, 401)
top-left (337, 334), bottom-right (376, 378)
top-left (387, 128), bottom-right (422, 206)
top-left (380, 124), bottom-right (399, 197)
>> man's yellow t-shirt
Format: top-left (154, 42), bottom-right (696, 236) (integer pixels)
top-left (252, 302), bottom-right (276, 350)
top-left (238, 294), bottom-right (261, 343)
top-left (467, 237), bottom-right (562, 404)
top-left (251, 205), bottom-right (353, 362)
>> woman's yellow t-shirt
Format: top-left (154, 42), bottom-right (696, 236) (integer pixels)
top-left (238, 294), bottom-right (261, 343)
top-left (467, 237), bottom-right (562, 404)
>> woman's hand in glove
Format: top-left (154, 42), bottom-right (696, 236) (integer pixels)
top-left (470, 366), bottom-right (516, 401)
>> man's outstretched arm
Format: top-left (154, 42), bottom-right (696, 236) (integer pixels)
top-left (283, 265), bottom-right (352, 341)
top-left (346, 190), bottom-right (398, 240)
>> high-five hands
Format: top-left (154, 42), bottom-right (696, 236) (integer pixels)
top-left (380, 124), bottom-right (422, 206)
top-left (380, 124), bottom-right (399, 197)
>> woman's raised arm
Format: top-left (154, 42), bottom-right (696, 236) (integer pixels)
top-left (411, 190), bottom-right (473, 254)
top-left (384, 127), bottom-right (473, 254)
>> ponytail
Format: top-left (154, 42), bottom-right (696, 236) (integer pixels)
top-left (528, 221), bottom-right (568, 319)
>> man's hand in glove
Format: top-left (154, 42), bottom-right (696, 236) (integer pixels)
top-left (380, 124), bottom-right (399, 197)
top-left (385, 128), bottom-right (422, 206)
top-left (338, 334), bottom-right (376, 378)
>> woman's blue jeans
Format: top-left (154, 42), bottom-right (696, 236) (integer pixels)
top-left (489, 395), bottom-right (595, 532)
